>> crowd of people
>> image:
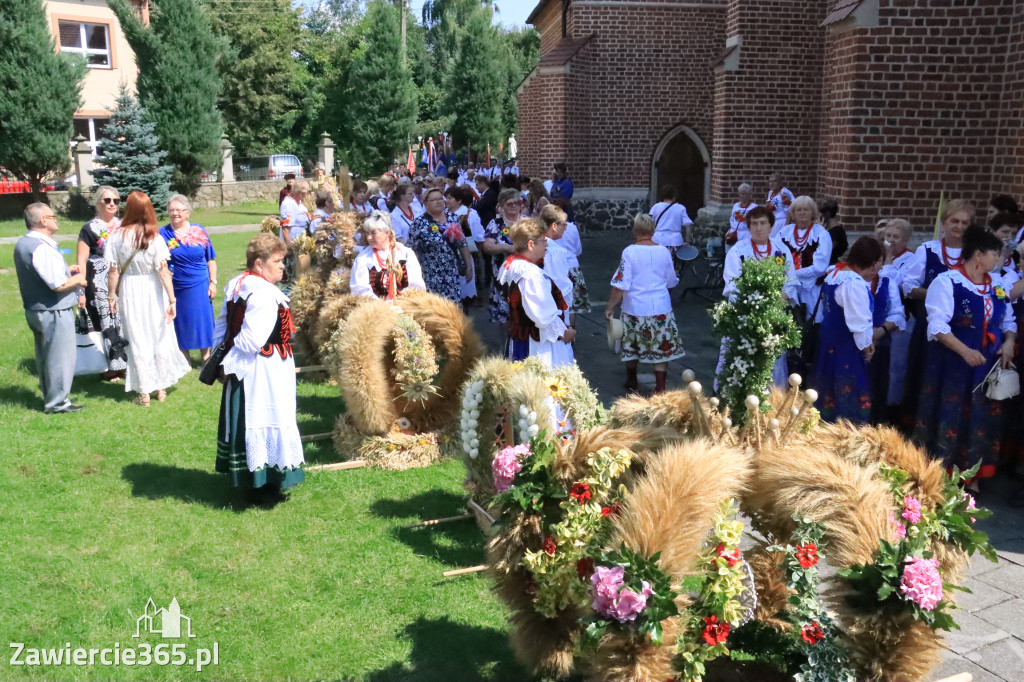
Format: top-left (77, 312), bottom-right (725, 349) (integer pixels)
top-left (14, 160), bottom-right (1024, 506)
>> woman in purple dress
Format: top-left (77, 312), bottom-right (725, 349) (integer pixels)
top-left (913, 226), bottom-right (1016, 491)
top-left (159, 194), bottom-right (217, 363)
top-left (814, 237), bottom-right (884, 424)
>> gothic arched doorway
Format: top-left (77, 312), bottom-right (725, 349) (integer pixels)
top-left (651, 125), bottom-right (710, 217)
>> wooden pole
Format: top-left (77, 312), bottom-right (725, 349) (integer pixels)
top-left (296, 365), bottom-right (326, 374)
top-left (442, 565), bottom-right (487, 578)
top-left (401, 513), bottom-right (473, 529)
top-left (305, 460), bottom-right (367, 472)
top-left (467, 499), bottom-right (496, 525)
top-left (300, 432), bottom-right (333, 443)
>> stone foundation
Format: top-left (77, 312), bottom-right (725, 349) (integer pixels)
top-left (192, 179), bottom-right (283, 209)
top-left (571, 188), bottom-right (649, 231)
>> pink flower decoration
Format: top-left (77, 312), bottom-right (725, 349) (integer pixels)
top-left (962, 492), bottom-right (977, 522)
top-left (492, 444), bottom-right (530, 492)
top-left (887, 511), bottom-right (907, 542)
top-left (590, 568), bottom-right (654, 623)
top-left (611, 583), bottom-right (652, 623)
top-left (900, 556), bottom-right (943, 611)
top-left (902, 496), bottom-right (922, 525)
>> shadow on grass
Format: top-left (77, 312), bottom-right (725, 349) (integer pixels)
top-left (370, 490), bottom-right (484, 567)
top-left (0, 384), bottom-right (41, 410)
top-left (73, 374), bottom-right (134, 401)
top-left (122, 463), bottom-right (244, 512)
top-left (297, 392), bottom-right (343, 431)
top-left (364, 616), bottom-right (523, 682)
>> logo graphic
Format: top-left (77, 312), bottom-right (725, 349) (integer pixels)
top-left (134, 598), bottom-right (196, 639)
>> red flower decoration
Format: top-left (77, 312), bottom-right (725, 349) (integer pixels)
top-left (601, 502), bottom-right (621, 518)
top-left (801, 621), bottom-right (825, 645)
top-left (716, 542), bottom-right (741, 567)
top-left (701, 615), bottom-right (730, 646)
top-left (576, 557), bottom-right (595, 578)
top-left (542, 536), bottom-right (557, 556)
top-left (795, 542), bottom-right (818, 569)
top-left (570, 482), bottom-right (592, 504)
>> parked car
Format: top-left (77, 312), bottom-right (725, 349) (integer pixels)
top-left (237, 154), bottom-right (303, 181)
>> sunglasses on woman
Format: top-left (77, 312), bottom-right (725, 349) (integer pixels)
top-left (102, 197), bottom-right (120, 205)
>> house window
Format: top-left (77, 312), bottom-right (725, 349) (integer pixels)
top-left (57, 20), bottom-right (111, 68)
top-left (72, 117), bottom-right (112, 155)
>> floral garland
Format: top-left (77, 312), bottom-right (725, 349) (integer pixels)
top-left (460, 379), bottom-right (486, 460)
top-left (585, 545), bottom-right (679, 646)
top-left (675, 500), bottom-right (751, 682)
top-left (767, 518), bottom-right (857, 682)
top-left (390, 314), bottom-right (439, 404)
top-left (838, 463), bottom-right (995, 631)
top-left (712, 257), bottom-right (801, 422)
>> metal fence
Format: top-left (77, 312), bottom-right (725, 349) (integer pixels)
top-left (225, 154), bottom-right (319, 183)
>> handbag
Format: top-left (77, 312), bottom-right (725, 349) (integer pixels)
top-left (74, 309), bottom-right (108, 376)
top-left (975, 361), bottom-right (1020, 401)
top-left (198, 342), bottom-right (228, 386)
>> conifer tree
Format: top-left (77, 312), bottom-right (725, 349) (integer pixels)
top-left (443, 4), bottom-right (503, 155)
top-left (0, 0), bottom-right (86, 198)
top-left (96, 86), bottom-right (173, 211)
top-left (333, 0), bottom-right (416, 174)
top-left (108, 0), bottom-right (223, 195)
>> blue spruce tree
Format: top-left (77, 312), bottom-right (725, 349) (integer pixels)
top-left (97, 86), bottom-right (173, 211)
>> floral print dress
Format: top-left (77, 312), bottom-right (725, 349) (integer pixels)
top-left (407, 211), bottom-right (466, 303)
top-left (484, 216), bottom-right (513, 323)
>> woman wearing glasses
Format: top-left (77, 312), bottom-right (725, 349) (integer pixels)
top-left (159, 194), bottom-right (218, 364)
top-left (481, 188), bottom-right (523, 325)
top-left (76, 186), bottom-right (127, 380)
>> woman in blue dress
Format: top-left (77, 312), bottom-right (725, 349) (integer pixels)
top-left (407, 187), bottom-right (472, 303)
top-left (159, 194), bottom-right (217, 363)
top-left (815, 237), bottom-right (884, 424)
top-left (900, 200), bottom-right (974, 427)
top-left (914, 226), bottom-right (1016, 491)
top-left (868, 223), bottom-right (908, 424)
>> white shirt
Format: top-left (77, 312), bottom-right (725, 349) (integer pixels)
top-left (775, 223), bottom-right (832, 308)
top-left (348, 200), bottom-right (373, 214)
top-left (410, 197), bottom-right (426, 217)
top-left (722, 237), bottom-right (797, 301)
top-left (498, 256), bottom-right (571, 368)
top-left (280, 195), bottom-right (310, 241)
top-left (610, 244), bottom-right (678, 317)
top-left (728, 202), bottom-right (758, 240)
top-left (543, 238), bottom-right (574, 312)
top-left (766, 188), bottom-right (795, 224)
top-left (543, 179), bottom-right (553, 193)
top-left (390, 206), bottom-right (417, 242)
top-left (560, 222), bottom-right (583, 269)
top-left (879, 249), bottom-right (915, 289)
top-left (23, 230), bottom-right (70, 291)
top-left (900, 240), bottom-right (961, 297)
top-left (349, 244), bottom-right (425, 298)
top-left (648, 202), bottom-right (692, 248)
top-left (925, 268), bottom-right (1016, 341)
top-left (825, 268), bottom-right (875, 350)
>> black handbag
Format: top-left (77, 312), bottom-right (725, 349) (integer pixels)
top-left (198, 342), bottom-right (227, 386)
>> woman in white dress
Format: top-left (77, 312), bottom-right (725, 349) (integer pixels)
top-left (648, 185), bottom-right (693, 256)
top-left (213, 233), bottom-right (305, 506)
top-left (349, 211), bottom-right (426, 299)
top-left (389, 183), bottom-right (417, 244)
top-left (497, 218), bottom-right (576, 368)
top-left (106, 192), bottom-right (190, 405)
top-left (605, 213), bottom-right (685, 394)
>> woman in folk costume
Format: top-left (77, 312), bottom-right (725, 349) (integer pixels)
top-left (538, 204), bottom-right (575, 316)
top-left (724, 182), bottom-right (757, 245)
top-left (716, 206), bottom-right (797, 391)
top-left (766, 172), bottom-right (795, 235)
top-left (605, 213), bottom-right (685, 394)
top-left (482, 188), bottom-right (524, 326)
top-left (900, 200), bottom-right (973, 426)
top-left (348, 180), bottom-right (374, 216)
top-left (214, 233), bottom-right (304, 505)
top-left (913, 226), bottom-right (1016, 492)
top-left (349, 211), bottom-right (425, 300)
top-left (648, 185), bottom-right (693, 256)
top-left (498, 218), bottom-right (576, 368)
top-left (861, 224), bottom-right (909, 424)
top-left (389, 183), bottom-right (417, 244)
top-left (814, 237), bottom-right (884, 424)
top-left (444, 185), bottom-right (481, 305)
top-left (878, 218), bottom-right (915, 411)
top-left (775, 195), bottom-right (833, 314)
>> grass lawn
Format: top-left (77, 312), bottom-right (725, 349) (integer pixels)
top-left (0, 230), bottom-right (523, 681)
top-left (0, 202), bottom-right (279, 240)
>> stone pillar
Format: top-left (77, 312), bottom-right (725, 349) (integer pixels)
top-left (317, 132), bottom-right (335, 172)
top-left (72, 135), bottom-right (94, 189)
top-left (220, 134), bottom-right (235, 183)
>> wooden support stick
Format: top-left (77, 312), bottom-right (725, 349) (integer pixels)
top-left (467, 499), bottom-right (497, 525)
top-left (932, 674), bottom-right (972, 682)
top-left (296, 365), bottom-right (326, 374)
top-left (442, 564), bottom-right (487, 577)
top-left (401, 513), bottom-right (473, 529)
top-left (305, 460), bottom-right (367, 472)
top-left (300, 432), bottom-right (333, 443)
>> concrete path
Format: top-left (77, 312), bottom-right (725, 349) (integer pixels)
top-left (0, 223), bottom-right (257, 246)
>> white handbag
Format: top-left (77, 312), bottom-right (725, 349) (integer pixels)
top-left (74, 309), bottom-right (108, 376)
top-left (975, 361), bottom-right (1020, 401)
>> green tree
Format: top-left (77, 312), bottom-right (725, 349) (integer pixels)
top-left (109, 0), bottom-right (223, 195)
top-left (0, 0), bottom-right (86, 198)
top-left (331, 0), bottom-right (416, 174)
top-left (96, 85), bottom-right (173, 210)
top-left (498, 25), bottom-right (539, 140)
top-left (206, 0), bottom-right (307, 156)
top-left (443, 4), bottom-right (503, 154)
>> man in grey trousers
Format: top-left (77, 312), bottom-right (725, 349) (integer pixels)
top-left (13, 203), bottom-right (87, 413)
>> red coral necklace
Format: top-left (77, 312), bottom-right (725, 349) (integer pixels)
top-left (941, 240), bottom-right (962, 268)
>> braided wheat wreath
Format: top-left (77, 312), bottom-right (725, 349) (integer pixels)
top-left (328, 290), bottom-right (482, 470)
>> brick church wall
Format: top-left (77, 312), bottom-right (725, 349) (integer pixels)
top-left (710, 0), bottom-right (829, 208)
top-left (819, 0), bottom-right (1017, 231)
top-left (996, 1), bottom-right (1024, 201)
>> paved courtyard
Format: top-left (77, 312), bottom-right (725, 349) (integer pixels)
top-left (471, 229), bottom-right (1024, 682)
